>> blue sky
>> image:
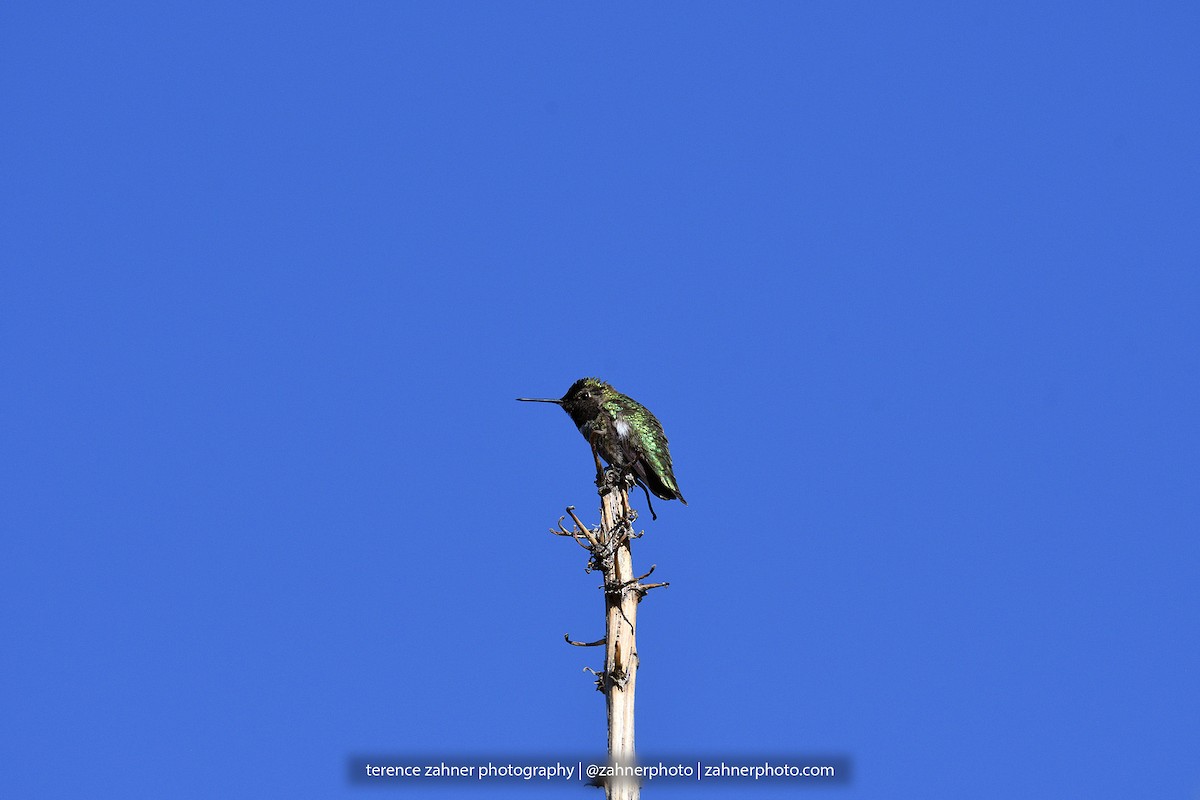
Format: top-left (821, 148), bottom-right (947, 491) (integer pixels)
top-left (2, 2), bottom-right (1198, 798)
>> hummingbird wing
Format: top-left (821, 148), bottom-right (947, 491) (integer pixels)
top-left (603, 398), bottom-right (687, 505)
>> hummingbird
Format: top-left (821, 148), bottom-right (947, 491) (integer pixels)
top-left (517, 378), bottom-right (687, 520)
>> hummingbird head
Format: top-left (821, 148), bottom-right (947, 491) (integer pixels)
top-left (517, 377), bottom-right (611, 423)
top-left (560, 377), bottom-right (610, 416)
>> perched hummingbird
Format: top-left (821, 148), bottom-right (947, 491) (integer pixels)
top-left (517, 378), bottom-right (687, 519)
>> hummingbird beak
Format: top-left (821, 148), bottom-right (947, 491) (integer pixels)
top-left (516, 397), bottom-right (563, 404)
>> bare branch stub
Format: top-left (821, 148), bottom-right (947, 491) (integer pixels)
top-left (551, 517), bottom-right (594, 553)
top-left (635, 581), bottom-right (670, 598)
top-left (565, 506), bottom-right (601, 551)
top-left (634, 565), bottom-right (657, 582)
top-left (565, 634), bottom-right (605, 647)
top-left (582, 666), bottom-right (607, 693)
top-left (589, 440), bottom-right (606, 483)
